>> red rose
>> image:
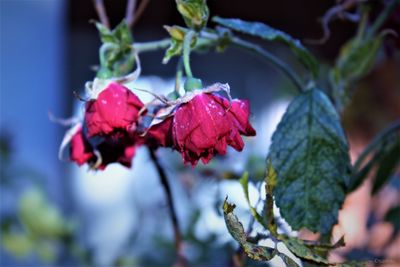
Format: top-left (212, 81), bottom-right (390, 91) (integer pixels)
top-left (147, 92), bottom-right (256, 166)
top-left (85, 82), bottom-right (144, 137)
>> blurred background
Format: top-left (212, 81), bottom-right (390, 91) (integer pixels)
top-left (1, 0), bottom-right (399, 266)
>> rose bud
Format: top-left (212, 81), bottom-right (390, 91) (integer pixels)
top-left (148, 92), bottom-right (256, 166)
top-left (84, 82), bottom-right (145, 137)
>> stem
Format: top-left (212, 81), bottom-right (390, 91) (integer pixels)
top-left (366, 0), bottom-right (399, 39)
top-left (125, 0), bottom-right (137, 28)
top-left (183, 30), bottom-right (196, 78)
top-left (133, 38), bottom-right (171, 53)
top-left (175, 58), bottom-right (184, 94)
top-left (92, 0), bottom-right (110, 29)
top-left (131, 32), bottom-right (304, 92)
top-left (354, 120), bottom-right (400, 170)
top-left (355, 7), bottom-right (369, 42)
top-left (149, 149), bottom-right (186, 266)
top-left (230, 37), bottom-right (304, 93)
top-left (133, 0), bottom-right (151, 26)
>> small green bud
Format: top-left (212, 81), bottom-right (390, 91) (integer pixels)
top-left (184, 77), bottom-right (203, 91)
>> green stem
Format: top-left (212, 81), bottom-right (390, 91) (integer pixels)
top-left (366, 0), bottom-right (399, 39)
top-left (199, 31), bottom-right (304, 92)
top-left (354, 120), bottom-right (400, 170)
top-left (133, 38), bottom-right (171, 53)
top-left (175, 58), bottom-right (183, 94)
top-left (183, 30), bottom-right (196, 78)
top-left (230, 37), bottom-right (304, 93)
top-left (355, 7), bottom-right (369, 42)
top-left (131, 32), bottom-right (304, 92)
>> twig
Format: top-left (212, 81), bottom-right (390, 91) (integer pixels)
top-left (92, 0), bottom-right (110, 29)
top-left (230, 37), bottom-right (304, 93)
top-left (306, 0), bottom-right (360, 45)
top-left (133, 38), bottom-right (171, 53)
top-left (366, 0), bottom-right (400, 39)
top-left (133, 0), bottom-right (152, 26)
top-left (125, 0), bottom-right (137, 28)
top-left (149, 149), bottom-right (186, 267)
top-left (132, 32), bottom-right (304, 92)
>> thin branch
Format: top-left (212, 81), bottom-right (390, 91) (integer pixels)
top-left (132, 32), bottom-right (304, 92)
top-left (133, 38), bottom-right (171, 53)
top-left (133, 0), bottom-right (152, 26)
top-left (306, 0), bottom-right (360, 45)
top-left (125, 0), bottom-right (137, 28)
top-left (149, 149), bottom-right (186, 267)
top-left (366, 0), bottom-right (400, 39)
top-left (183, 30), bottom-right (196, 78)
top-left (230, 36), bottom-right (304, 93)
top-left (92, 0), bottom-right (110, 29)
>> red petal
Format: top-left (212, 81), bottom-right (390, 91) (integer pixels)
top-left (85, 82), bottom-right (144, 137)
top-left (70, 127), bottom-right (94, 165)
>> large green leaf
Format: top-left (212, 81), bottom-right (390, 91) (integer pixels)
top-left (212, 17), bottom-right (319, 78)
top-left (269, 88), bottom-right (351, 233)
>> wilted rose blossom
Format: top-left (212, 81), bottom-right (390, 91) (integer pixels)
top-left (85, 82), bottom-right (144, 137)
top-left (147, 92), bottom-right (256, 166)
top-left (66, 82), bottom-right (146, 170)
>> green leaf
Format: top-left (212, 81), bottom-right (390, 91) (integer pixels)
top-left (349, 132), bottom-right (399, 193)
top-left (283, 238), bottom-right (330, 265)
top-left (264, 160), bottom-right (279, 236)
top-left (212, 17), bottom-right (319, 78)
top-left (96, 20), bottom-right (133, 45)
top-left (372, 136), bottom-right (400, 194)
top-left (163, 39), bottom-right (183, 64)
top-left (239, 172), bottom-right (268, 229)
top-left (330, 37), bottom-right (382, 111)
top-left (335, 37), bottom-right (381, 82)
top-left (302, 236), bottom-right (345, 251)
top-left (112, 20), bottom-right (133, 45)
top-left (95, 22), bottom-right (116, 43)
top-left (95, 20), bottom-right (135, 78)
top-left (269, 88), bottom-right (351, 234)
top-left (222, 199), bottom-right (291, 263)
top-left (176, 0), bottom-right (209, 30)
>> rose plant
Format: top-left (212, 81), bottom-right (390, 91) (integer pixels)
top-left (50, 0), bottom-right (400, 266)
